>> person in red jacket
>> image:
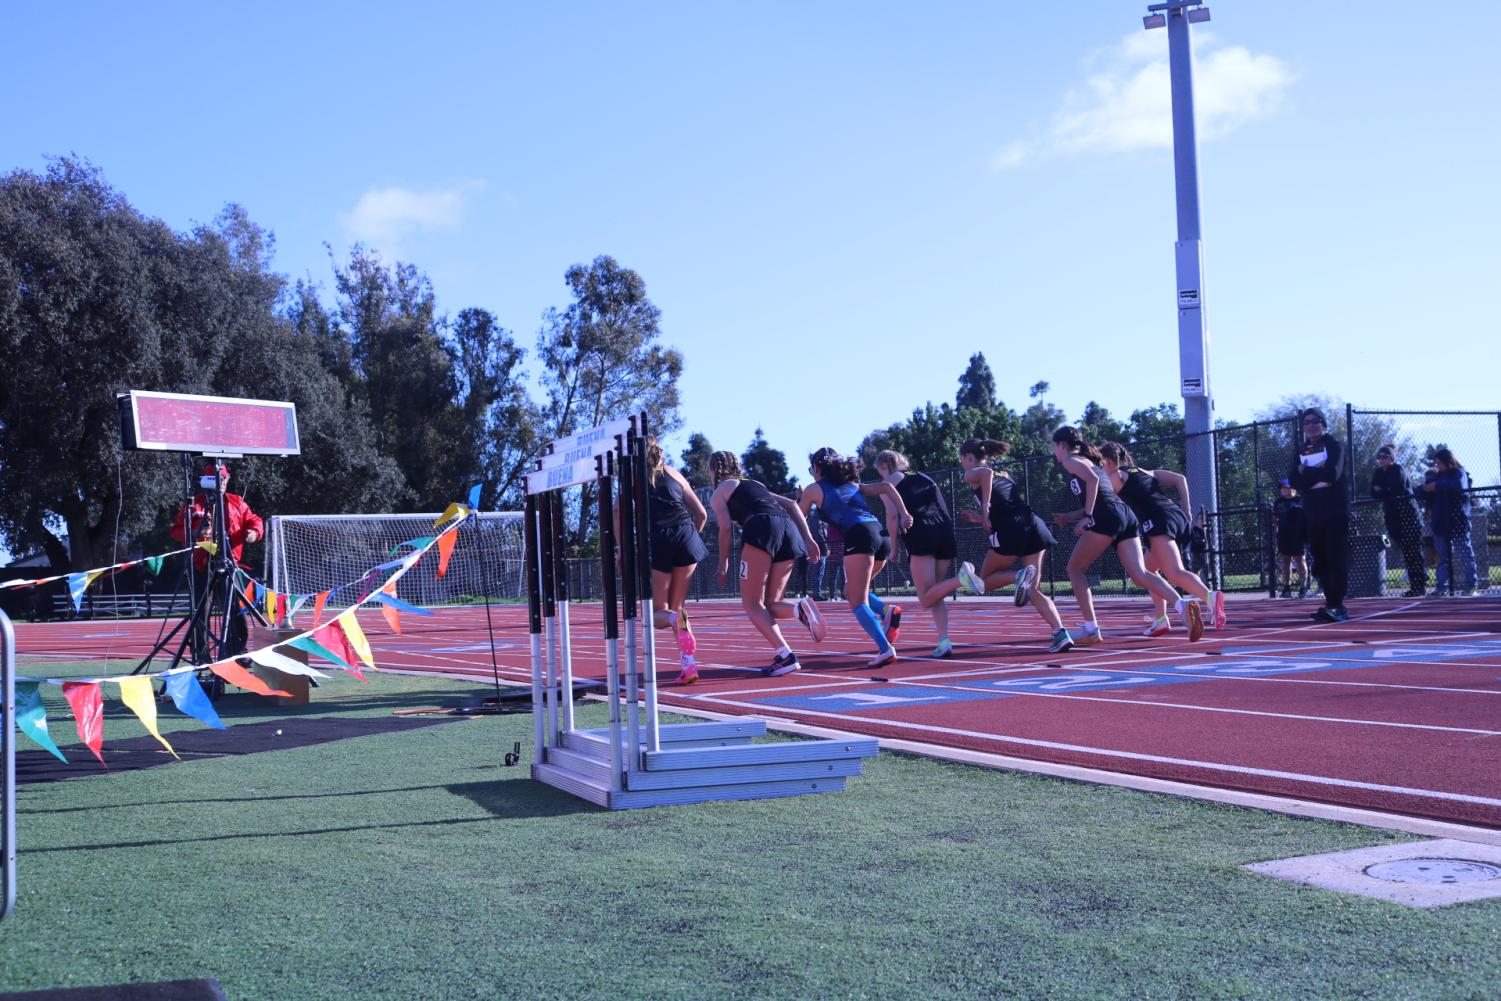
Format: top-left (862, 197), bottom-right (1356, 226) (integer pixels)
top-left (170, 462), bottom-right (264, 570)
top-left (170, 461), bottom-right (264, 657)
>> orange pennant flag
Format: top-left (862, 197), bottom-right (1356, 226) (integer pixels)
top-left (435, 527), bottom-right (459, 580)
top-left (313, 590), bottom-right (330, 627)
top-left (209, 659), bottom-right (290, 698)
top-left (380, 580), bottom-right (403, 635)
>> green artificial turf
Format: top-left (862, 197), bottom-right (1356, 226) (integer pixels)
top-left (2, 671), bottom-right (1498, 1000)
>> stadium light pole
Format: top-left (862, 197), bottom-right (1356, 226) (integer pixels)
top-left (1144, 0), bottom-right (1218, 529)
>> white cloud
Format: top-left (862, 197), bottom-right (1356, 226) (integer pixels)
top-left (995, 30), bottom-right (1291, 168)
top-left (341, 180), bottom-right (483, 252)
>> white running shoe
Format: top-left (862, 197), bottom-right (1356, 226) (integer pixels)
top-left (1013, 563), bottom-right (1037, 608)
top-left (1141, 616), bottom-right (1171, 638)
top-left (957, 561), bottom-right (985, 595)
top-left (868, 648), bottom-right (897, 669)
top-left (796, 595), bottom-right (828, 642)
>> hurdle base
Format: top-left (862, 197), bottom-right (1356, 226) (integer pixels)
top-left (531, 720), bottom-right (878, 811)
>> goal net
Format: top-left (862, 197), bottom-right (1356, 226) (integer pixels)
top-left (266, 512), bottom-right (526, 609)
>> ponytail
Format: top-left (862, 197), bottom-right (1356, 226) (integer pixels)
top-left (708, 450), bottom-right (742, 485)
top-left (809, 447), bottom-right (861, 486)
top-left (1099, 442), bottom-right (1134, 467)
top-left (959, 437), bottom-right (1011, 462)
top-left (1052, 426), bottom-right (1102, 464)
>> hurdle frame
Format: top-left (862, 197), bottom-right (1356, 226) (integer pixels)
top-left (522, 415), bottom-right (878, 810)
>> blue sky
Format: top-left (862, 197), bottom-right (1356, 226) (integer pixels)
top-left (6, 1), bottom-right (1499, 488)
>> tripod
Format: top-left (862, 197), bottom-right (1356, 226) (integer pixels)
top-left (133, 455), bottom-right (268, 697)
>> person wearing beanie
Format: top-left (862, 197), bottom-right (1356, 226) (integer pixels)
top-left (1286, 408), bottom-right (1350, 622)
top-left (1370, 444), bottom-right (1427, 597)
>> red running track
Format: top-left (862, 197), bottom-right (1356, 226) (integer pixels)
top-left (15, 594), bottom-right (1501, 828)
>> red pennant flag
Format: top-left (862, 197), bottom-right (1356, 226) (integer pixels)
top-left (209, 659), bottom-right (290, 698)
top-left (273, 592), bottom-right (287, 627)
top-left (61, 681), bottom-right (107, 766)
top-left (379, 580), bottom-right (403, 635)
top-left (312, 590), bottom-right (330, 627)
top-left (435, 527), bottom-right (459, 580)
top-left (313, 619), bottom-right (365, 680)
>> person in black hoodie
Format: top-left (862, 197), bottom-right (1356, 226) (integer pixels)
top-left (1287, 408), bottom-right (1349, 622)
top-left (1370, 443), bottom-right (1428, 597)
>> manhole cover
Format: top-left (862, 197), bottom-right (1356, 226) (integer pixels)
top-left (1364, 858), bottom-right (1501, 885)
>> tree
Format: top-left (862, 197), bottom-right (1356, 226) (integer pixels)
top-left (1020, 380), bottom-right (1066, 445)
top-left (741, 428), bottom-right (797, 494)
top-left (537, 255), bottom-right (684, 539)
top-left (679, 433), bottom-right (714, 489)
top-left (1079, 401), bottom-right (1130, 446)
top-left (955, 352), bottom-right (997, 411)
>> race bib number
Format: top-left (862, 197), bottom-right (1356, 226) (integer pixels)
top-left (1070, 479), bottom-right (1082, 495)
top-left (738, 560), bottom-right (748, 581)
top-left (1141, 518), bottom-right (1154, 534)
top-left (988, 532), bottom-right (1000, 549)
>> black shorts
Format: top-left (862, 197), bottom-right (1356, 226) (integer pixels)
top-left (1277, 526), bottom-right (1307, 557)
top-left (650, 522), bottom-right (709, 574)
top-left (1139, 508), bottom-right (1190, 551)
top-left (903, 521), bottom-right (957, 560)
top-left (1087, 500), bottom-right (1139, 546)
top-left (988, 511), bottom-right (1055, 557)
top-left (740, 513), bottom-right (806, 564)
top-left (842, 521), bottom-right (892, 561)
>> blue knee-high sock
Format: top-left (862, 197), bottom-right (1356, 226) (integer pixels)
top-left (852, 603), bottom-right (891, 652)
top-left (866, 592), bottom-right (885, 615)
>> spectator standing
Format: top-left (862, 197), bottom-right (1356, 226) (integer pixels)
top-left (169, 461), bottom-right (264, 657)
top-left (1272, 480), bottom-right (1309, 598)
top-left (1286, 408), bottom-right (1349, 622)
top-left (1423, 448), bottom-right (1479, 596)
top-left (1370, 444), bottom-right (1428, 597)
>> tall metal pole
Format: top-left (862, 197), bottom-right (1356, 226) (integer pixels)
top-left (1146, 1), bottom-right (1218, 523)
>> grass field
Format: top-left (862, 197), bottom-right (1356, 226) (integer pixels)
top-left (2, 670), bottom-right (1499, 1000)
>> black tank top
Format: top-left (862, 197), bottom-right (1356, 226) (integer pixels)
top-left (973, 472), bottom-right (1027, 525)
top-left (896, 472), bottom-right (948, 526)
top-left (1117, 467), bottom-right (1180, 522)
top-left (1067, 463), bottom-right (1122, 511)
top-left (726, 479), bottom-right (783, 525)
top-left (648, 471), bottom-right (693, 532)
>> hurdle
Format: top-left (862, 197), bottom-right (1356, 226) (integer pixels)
top-left (522, 415), bottom-right (878, 809)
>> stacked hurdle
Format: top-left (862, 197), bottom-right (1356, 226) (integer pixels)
top-left (522, 414), bottom-right (878, 809)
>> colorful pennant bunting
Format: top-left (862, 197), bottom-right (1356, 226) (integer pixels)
top-left (247, 648), bottom-right (330, 681)
top-left (435, 528), bottom-right (459, 580)
top-left (164, 671), bottom-right (227, 730)
top-left (208, 659), bottom-right (290, 699)
top-left (61, 681), bottom-right (106, 766)
top-left (116, 676), bottom-right (178, 759)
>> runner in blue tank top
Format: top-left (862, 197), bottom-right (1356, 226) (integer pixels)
top-left (1051, 427), bottom-right (1202, 646)
top-left (798, 447), bottom-right (912, 669)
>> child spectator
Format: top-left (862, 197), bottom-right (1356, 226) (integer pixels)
top-left (1273, 480), bottom-right (1309, 598)
top-left (1423, 448), bottom-right (1479, 596)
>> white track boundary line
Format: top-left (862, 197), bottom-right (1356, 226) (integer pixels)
top-left (682, 693), bottom-right (1501, 809)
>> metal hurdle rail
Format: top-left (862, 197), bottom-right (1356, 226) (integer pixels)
top-left (521, 415), bottom-right (877, 809)
top-left (3, 609), bottom-right (16, 923)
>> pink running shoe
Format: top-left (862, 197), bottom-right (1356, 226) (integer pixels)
top-left (676, 656), bottom-right (699, 685)
top-left (1211, 590), bottom-right (1227, 630)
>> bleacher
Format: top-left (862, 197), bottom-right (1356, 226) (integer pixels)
top-left (52, 592), bottom-right (192, 620)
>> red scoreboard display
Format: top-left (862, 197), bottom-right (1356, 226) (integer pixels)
top-left (118, 391), bottom-right (301, 456)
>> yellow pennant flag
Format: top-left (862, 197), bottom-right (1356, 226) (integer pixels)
top-left (195, 540), bottom-right (219, 556)
top-left (338, 611), bottom-right (376, 670)
top-left (115, 676), bottom-right (178, 759)
top-left (265, 586), bottom-right (278, 622)
top-left (432, 502), bottom-right (471, 527)
top-left (85, 569), bottom-right (107, 588)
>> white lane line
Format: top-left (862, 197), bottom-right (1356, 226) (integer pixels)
top-left (683, 694), bottom-right (1501, 810)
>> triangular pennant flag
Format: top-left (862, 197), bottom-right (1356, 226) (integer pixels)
top-left (286, 594), bottom-right (311, 626)
top-left (164, 672), bottom-right (227, 730)
top-left (435, 528), bottom-right (459, 580)
top-left (67, 572), bottom-right (92, 613)
top-left (338, 612), bottom-right (376, 671)
top-left (313, 620), bottom-right (364, 678)
top-left (389, 536), bottom-right (436, 556)
top-left (144, 556), bottom-right (164, 576)
top-left (265, 585), bottom-right (278, 622)
top-left (15, 682), bottom-right (68, 763)
top-left (61, 681), bottom-right (106, 766)
top-left (286, 636), bottom-right (358, 678)
top-left (243, 579), bottom-right (259, 607)
top-left (115, 677), bottom-right (178, 759)
top-left (378, 590), bottom-right (402, 635)
top-left (312, 590), bottom-right (330, 627)
top-left (467, 483), bottom-right (483, 509)
top-left (433, 502), bottom-right (463, 527)
top-left (248, 648), bottom-right (331, 681)
top-left (371, 557), bottom-right (412, 572)
top-left (196, 540), bottom-right (219, 555)
top-left (208, 658), bottom-right (290, 699)
top-left (371, 589), bottom-right (431, 615)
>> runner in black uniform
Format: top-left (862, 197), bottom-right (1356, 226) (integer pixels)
top-left (643, 439), bottom-right (710, 683)
top-left (951, 438), bottom-right (1073, 653)
top-left (875, 449), bottom-right (964, 658)
top-left (1051, 427), bottom-right (1202, 645)
top-left (799, 448), bottom-right (913, 669)
top-left (707, 451), bottom-right (822, 676)
top-left (1100, 443), bottom-right (1223, 637)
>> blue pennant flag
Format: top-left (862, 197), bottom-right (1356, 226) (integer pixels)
top-left (388, 537), bottom-right (436, 557)
top-left (165, 671), bottom-right (228, 730)
top-left (467, 483), bottom-right (482, 509)
top-left (67, 572), bottom-right (92, 613)
top-left (370, 591), bottom-right (434, 616)
top-left (15, 682), bottom-right (68, 762)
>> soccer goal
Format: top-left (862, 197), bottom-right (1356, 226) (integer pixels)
top-left (266, 512), bottom-right (525, 609)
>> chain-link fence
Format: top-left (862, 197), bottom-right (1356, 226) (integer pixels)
top-left (560, 409), bottom-right (1500, 603)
